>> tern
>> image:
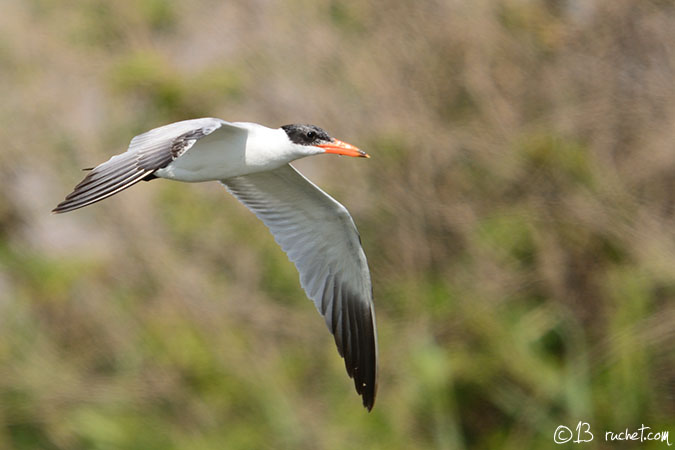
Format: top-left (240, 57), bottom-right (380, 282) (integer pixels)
top-left (53, 118), bottom-right (378, 410)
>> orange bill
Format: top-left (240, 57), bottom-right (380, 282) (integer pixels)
top-left (318, 139), bottom-right (370, 158)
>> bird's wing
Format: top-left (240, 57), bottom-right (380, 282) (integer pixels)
top-left (222, 164), bottom-right (378, 410)
top-left (53, 118), bottom-right (246, 213)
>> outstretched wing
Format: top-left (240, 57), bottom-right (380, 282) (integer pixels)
top-left (53, 118), bottom-right (244, 213)
top-left (222, 164), bottom-right (378, 410)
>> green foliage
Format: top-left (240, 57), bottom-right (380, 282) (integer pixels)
top-left (518, 133), bottom-right (594, 187)
top-left (137, 0), bottom-right (177, 31)
top-left (328, 1), bottom-right (367, 34)
top-left (475, 211), bottom-right (535, 268)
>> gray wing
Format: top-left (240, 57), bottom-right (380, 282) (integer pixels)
top-left (53, 118), bottom-right (244, 213)
top-left (222, 164), bottom-right (378, 410)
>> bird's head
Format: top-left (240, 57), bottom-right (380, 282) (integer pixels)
top-left (281, 124), bottom-right (370, 159)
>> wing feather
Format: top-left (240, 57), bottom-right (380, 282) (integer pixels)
top-left (53, 118), bottom-right (238, 213)
top-left (222, 164), bottom-right (378, 410)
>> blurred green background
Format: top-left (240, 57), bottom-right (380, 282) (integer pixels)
top-left (1, 0), bottom-right (674, 448)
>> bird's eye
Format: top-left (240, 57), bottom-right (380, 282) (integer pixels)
top-left (306, 131), bottom-right (316, 140)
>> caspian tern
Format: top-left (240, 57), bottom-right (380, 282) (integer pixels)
top-left (53, 118), bottom-right (378, 410)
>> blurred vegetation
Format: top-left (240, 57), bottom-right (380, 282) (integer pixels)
top-left (1, 0), bottom-right (674, 448)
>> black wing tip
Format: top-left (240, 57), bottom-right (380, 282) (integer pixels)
top-left (52, 163), bottom-right (156, 214)
top-left (361, 381), bottom-right (377, 411)
top-left (352, 335), bottom-right (378, 412)
top-left (52, 198), bottom-right (77, 213)
top-left (52, 200), bottom-right (83, 214)
top-left (52, 203), bottom-right (79, 214)
top-left (356, 355), bottom-right (378, 411)
top-left (333, 289), bottom-right (378, 411)
top-left (52, 192), bottom-right (97, 214)
top-left (52, 195), bottom-right (84, 213)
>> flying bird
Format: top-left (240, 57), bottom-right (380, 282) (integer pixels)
top-left (53, 118), bottom-right (378, 410)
